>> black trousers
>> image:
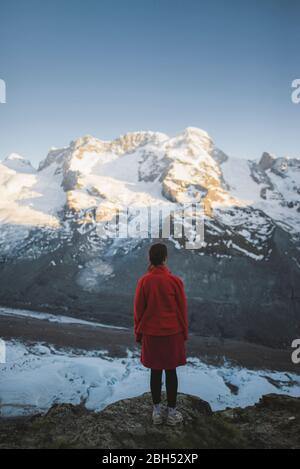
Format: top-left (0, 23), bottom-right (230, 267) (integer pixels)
top-left (150, 369), bottom-right (178, 408)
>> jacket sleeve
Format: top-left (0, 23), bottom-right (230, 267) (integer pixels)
top-left (174, 278), bottom-right (189, 341)
top-left (134, 278), bottom-right (146, 342)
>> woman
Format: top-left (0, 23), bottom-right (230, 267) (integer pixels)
top-left (134, 243), bottom-right (188, 426)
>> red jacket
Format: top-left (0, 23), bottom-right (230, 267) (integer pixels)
top-left (134, 265), bottom-right (188, 342)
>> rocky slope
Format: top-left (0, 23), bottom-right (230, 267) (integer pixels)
top-left (0, 127), bottom-right (299, 346)
top-left (0, 392), bottom-right (299, 449)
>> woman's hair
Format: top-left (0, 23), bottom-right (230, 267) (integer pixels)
top-left (149, 243), bottom-right (168, 266)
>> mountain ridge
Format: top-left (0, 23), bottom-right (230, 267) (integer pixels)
top-left (1, 126), bottom-right (299, 257)
top-left (0, 127), bottom-right (299, 347)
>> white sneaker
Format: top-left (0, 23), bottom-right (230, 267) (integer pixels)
top-left (152, 407), bottom-right (163, 425)
top-left (166, 409), bottom-right (183, 426)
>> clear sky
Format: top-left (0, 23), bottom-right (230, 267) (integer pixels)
top-left (0, 0), bottom-right (299, 166)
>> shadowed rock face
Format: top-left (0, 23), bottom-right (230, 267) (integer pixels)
top-left (0, 229), bottom-right (299, 348)
top-left (0, 393), bottom-right (299, 449)
top-left (258, 152), bottom-right (276, 171)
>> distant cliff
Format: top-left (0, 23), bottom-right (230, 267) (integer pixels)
top-left (1, 393), bottom-right (299, 449)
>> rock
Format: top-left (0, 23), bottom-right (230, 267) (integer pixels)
top-left (0, 393), bottom-right (299, 449)
top-left (272, 157), bottom-right (289, 177)
top-left (225, 394), bottom-right (300, 449)
top-left (257, 394), bottom-right (300, 413)
top-left (258, 152), bottom-right (275, 171)
top-left (61, 170), bottom-right (81, 192)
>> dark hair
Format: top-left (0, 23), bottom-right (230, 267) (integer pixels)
top-left (149, 243), bottom-right (168, 266)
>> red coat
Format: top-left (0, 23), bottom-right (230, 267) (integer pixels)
top-left (134, 265), bottom-right (188, 342)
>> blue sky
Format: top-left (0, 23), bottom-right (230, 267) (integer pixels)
top-left (0, 0), bottom-right (299, 165)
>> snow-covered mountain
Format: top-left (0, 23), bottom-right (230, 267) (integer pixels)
top-left (0, 127), bottom-right (299, 346)
top-left (1, 127), bottom-right (299, 255)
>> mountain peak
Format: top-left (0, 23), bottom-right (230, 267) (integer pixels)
top-left (171, 127), bottom-right (214, 156)
top-left (2, 153), bottom-right (35, 173)
top-left (70, 135), bottom-right (108, 149)
top-left (184, 126), bottom-right (210, 138)
top-left (258, 152), bottom-right (276, 171)
top-left (5, 152), bottom-right (26, 161)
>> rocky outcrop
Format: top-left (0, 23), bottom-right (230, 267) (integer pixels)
top-left (0, 393), bottom-right (299, 449)
top-left (258, 152), bottom-right (276, 171)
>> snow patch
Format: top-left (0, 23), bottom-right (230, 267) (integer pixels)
top-left (0, 307), bottom-right (127, 330)
top-left (0, 341), bottom-right (299, 417)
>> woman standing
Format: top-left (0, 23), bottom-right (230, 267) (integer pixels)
top-left (134, 243), bottom-right (188, 426)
